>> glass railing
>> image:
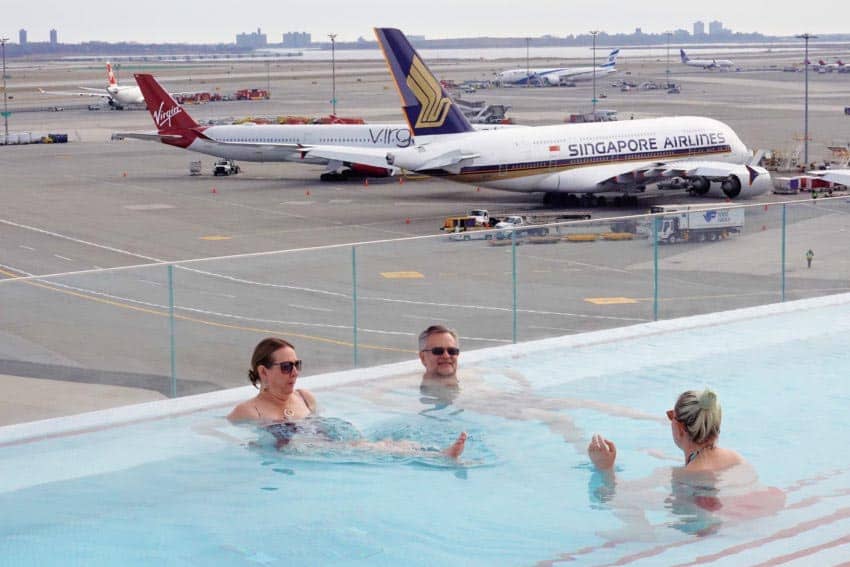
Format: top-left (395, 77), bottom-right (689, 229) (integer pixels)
top-left (2, 196), bottom-right (848, 415)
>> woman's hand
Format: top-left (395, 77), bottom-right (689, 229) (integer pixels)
top-left (588, 434), bottom-right (617, 470)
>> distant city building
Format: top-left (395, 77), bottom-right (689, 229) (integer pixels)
top-left (693, 21), bottom-right (705, 36)
top-left (282, 32), bottom-right (310, 48)
top-left (635, 28), bottom-right (643, 35)
top-left (236, 28), bottom-right (267, 49)
top-left (709, 20), bottom-right (724, 35)
top-left (19, 29), bottom-right (27, 45)
top-left (50, 29), bottom-right (58, 45)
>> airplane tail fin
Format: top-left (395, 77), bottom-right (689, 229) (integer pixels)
top-left (107, 62), bottom-right (117, 86)
top-left (134, 73), bottom-right (199, 131)
top-left (374, 27), bottom-right (474, 137)
top-left (601, 48), bottom-right (620, 68)
top-left (680, 49), bottom-right (689, 63)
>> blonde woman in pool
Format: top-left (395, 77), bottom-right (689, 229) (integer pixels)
top-left (585, 389), bottom-right (785, 539)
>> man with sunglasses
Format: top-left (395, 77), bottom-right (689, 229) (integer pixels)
top-left (418, 325), bottom-right (461, 389)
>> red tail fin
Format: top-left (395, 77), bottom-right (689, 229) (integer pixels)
top-left (134, 74), bottom-right (199, 131)
top-left (106, 62), bottom-right (117, 86)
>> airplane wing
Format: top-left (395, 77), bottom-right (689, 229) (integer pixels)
top-left (112, 131), bottom-right (184, 142)
top-left (38, 87), bottom-right (110, 99)
top-left (806, 169), bottom-right (850, 185)
top-left (587, 159), bottom-right (772, 197)
top-left (300, 145), bottom-right (399, 173)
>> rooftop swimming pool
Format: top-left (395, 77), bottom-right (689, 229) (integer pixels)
top-left (2, 294), bottom-right (850, 566)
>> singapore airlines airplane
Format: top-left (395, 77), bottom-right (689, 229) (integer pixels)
top-left (113, 73), bottom-right (417, 179)
top-left (302, 28), bottom-right (771, 201)
top-left (679, 49), bottom-right (734, 70)
top-left (38, 63), bottom-right (145, 109)
top-left (496, 49), bottom-right (620, 86)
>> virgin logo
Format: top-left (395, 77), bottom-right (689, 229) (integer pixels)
top-left (154, 101), bottom-right (182, 129)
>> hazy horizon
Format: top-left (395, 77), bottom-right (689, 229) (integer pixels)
top-left (4, 1), bottom-right (848, 45)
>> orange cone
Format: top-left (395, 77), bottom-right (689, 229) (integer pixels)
top-left (122, 172), bottom-right (127, 177)
top-left (211, 187), bottom-right (217, 194)
top-left (364, 178), bottom-right (369, 187)
top-left (305, 190), bottom-right (311, 196)
top-left (399, 176), bottom-right (405, 184)
top-left (405, 217), bottom-right (411, 224)
top-left (476, 186), bottom-right (480, 192)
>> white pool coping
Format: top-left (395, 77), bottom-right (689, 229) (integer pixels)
top-left (2, 292), bottom-right (848, 447)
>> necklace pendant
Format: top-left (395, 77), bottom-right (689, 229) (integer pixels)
top-left (283, 408), bottom-right (294, 419)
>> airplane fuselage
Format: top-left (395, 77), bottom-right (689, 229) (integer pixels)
top-left (389, 116), bottom-right (751, 193)
top-left (173, 123), bottom-right (415, 163)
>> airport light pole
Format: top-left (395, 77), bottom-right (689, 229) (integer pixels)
top-left (525, 37), bottom-right (530, 88)
top-left (590, 30), bottom-right (599, 115)
top-left (796, 32), bottom-right (817, 168)
top-left (665, 31), bottom-right (672, 87)
top-left (328, 33), bottom-right (337, 116)
top-left (1, 37), bottom-right (9, 142)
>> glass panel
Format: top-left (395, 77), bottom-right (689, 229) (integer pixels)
top-left (655, 203), bottom-right (786, 319)
top-left (515, 215), bottom-right (657, 341)
top-left (784, 195), bottom-right (850, 300)
top-left (0, 266), bottom-right (173, 422)
top-left (170, 246), bottom-right (355, 392)
top-left (353, 232), bottom-right (513, 364)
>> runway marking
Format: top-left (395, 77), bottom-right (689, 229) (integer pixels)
top-left (54, 255), bottom-right (74, 262)
top-left (288, 303), bottom-right (333, 313)
top-left (123, 204), bottom-right (175, 211)
top-left (381, 271), bottom-right (424, 279)
top-left (585, 297), bottom-right (639, 305)
top-left (329, 199), bottom-right (353, 204)
top-left (19, 245), bottom-right (35, 251)
top-left (199, 235), bottom-right (232, 241)
top-left (279, 201), bottom-right (315, 206)
top-left (0, 265), bottom-right (412, 353)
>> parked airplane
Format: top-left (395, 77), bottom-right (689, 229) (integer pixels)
top-left (496, 49), bottom-right (620, 86)
top-left (112, 73), bottom-right (418, 179)
top-left (302, 28), bottom-right (771, 202)
top-left (38, 63), bottom-right (145, 109)
top-left (680, 49), bottom-right (734, 70)
top-left (815, 59), bottom-right (845, 72)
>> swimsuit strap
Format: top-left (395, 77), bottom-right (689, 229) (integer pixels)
top-left (296, 389), bottom-right (315, 414)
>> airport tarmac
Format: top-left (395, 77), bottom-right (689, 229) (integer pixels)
top-left (3, 51), bottom-right (850, 423)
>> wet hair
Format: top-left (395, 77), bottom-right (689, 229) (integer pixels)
top-left (673, 389), bottom-right (722, 445)
top-left (418, 325), bottom-right (459, 351)
top-left (248, 337), bottom-right (295, 388)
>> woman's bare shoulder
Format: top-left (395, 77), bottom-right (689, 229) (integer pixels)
top-left (227, 400), bottom-right (258, 423)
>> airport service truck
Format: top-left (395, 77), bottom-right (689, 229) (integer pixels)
top-left (652, 206), bottom-right (744, 244)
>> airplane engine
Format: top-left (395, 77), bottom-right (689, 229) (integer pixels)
top-left (721, 175), bottom-right (742, 198)
top-left (690, 176), bottom-right (711, 195)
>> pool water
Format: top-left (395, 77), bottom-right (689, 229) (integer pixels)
top-left (2, 295), bottom-right (850, 566)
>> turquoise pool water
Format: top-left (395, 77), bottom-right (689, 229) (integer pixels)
top-left (2, 295), bottom-right (850, 566)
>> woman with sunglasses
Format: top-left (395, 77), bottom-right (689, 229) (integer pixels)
top-left (588, 389), bottom-right (742, 472)
top-left (583, 389), bottom-right (784, 538)
top-left (229, 337), bottom-right (467, 458)
top-left (228, 337), bottom-right (315, 423)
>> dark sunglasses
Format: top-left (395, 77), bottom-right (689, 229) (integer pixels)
top-left (269, 360), bottom-right (302, 373)
top-left (421, 347), bottom-right (460, 356)
top-left (666, 409), bottom-right (677, 421)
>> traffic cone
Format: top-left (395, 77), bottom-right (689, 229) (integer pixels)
top-left (364, 178), bottom-right (369, 187)
top-left (399, 176), bottom-right (405, 185)
top-left (122, 172), bottom-right (127, 177)
top-left (305, 190), bottom-right (311, 196)
top-left (476, 186), bottom-right (480, 192)
top-left (761, 225), bottom-right (766, 231)
top-left (405, 217), bottom-right (411, 224)
top-left (211, 187), bottom-right (217, 194)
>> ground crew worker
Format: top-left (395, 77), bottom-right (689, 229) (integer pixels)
top-left (806, 249), bottom-right (814, 268)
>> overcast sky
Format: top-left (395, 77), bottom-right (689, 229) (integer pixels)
top-left (5, 1), bottom-right (847, 44)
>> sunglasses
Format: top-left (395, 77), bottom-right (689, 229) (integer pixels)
top-left (269, 360), bottom-right (302, 374)
top-left (421, 347), bottom-right (460, 356)
top-left (666, 409), bottom-right (677, 422)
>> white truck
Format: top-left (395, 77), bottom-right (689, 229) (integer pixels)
top-left (213, 159), bottom-right (241, 176)
top-left (653, 206), bottom-right (745, 244)
top-left (494, 215), bottom-right (555, 239)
